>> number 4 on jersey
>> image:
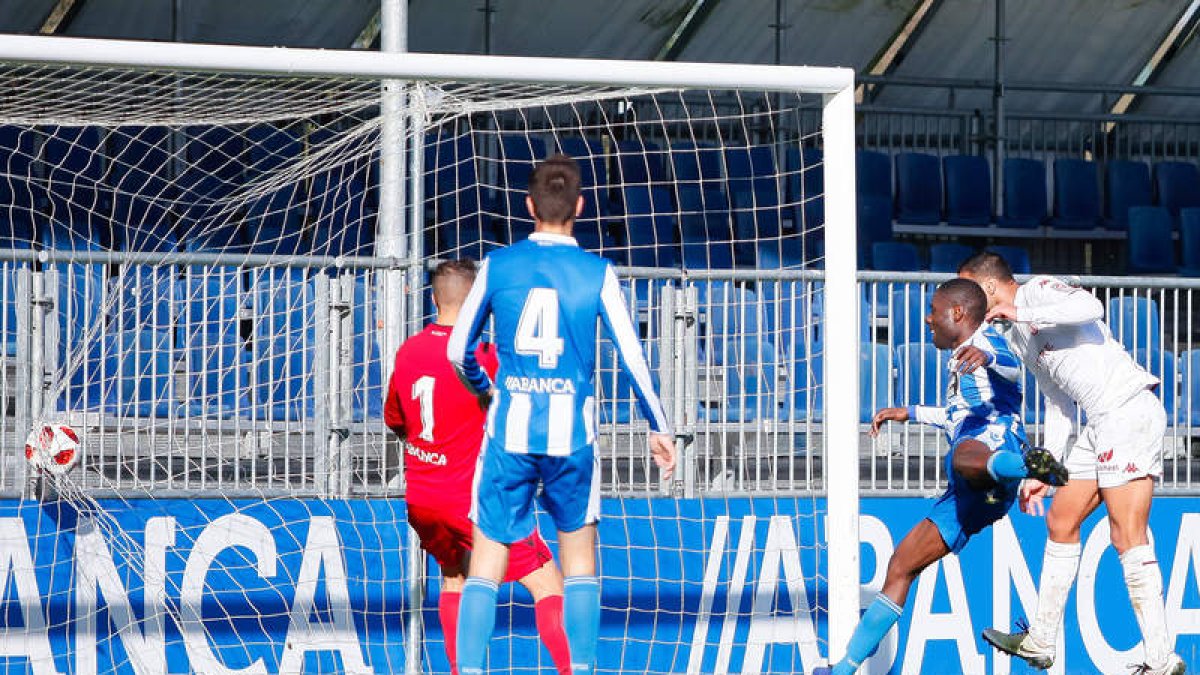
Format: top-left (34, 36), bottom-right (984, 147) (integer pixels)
top-left (515, 287), bottom-right (564, 369)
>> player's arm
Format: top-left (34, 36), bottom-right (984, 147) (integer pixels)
top-left (383, 358), bottom-right (406, 439)
top-left (908, 404), bottom-right (949, 429)
top-left (1039, 382), bottom-right (1079, 462)
top-left (447, 258), bottom-right (494, 397)
top-left (990, 277), bottom-right (1104, 328)
top-left (597, 266), bottom-right (671, 435)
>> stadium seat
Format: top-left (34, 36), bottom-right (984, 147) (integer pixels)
top-left (180, 126), bottom-right (245, 201)
top-left (1105, 160), bottom-right (1152, 231)
top-left (615, 139), bottom-right (668, 185)
top-left (731, 189), bottom-right (782, 264)
top-left (758, 279), bottom-right (818, 355)
top-left (895, 342), bottom-right (951, 408)
top-left (0, 126), bottom-right (38, 226)
top-left (889, 284), bottom-right (933, 344)
top-left (44, 233), bottom-right (106, 370)
top-left (573, 219), bottom-right (625, 265)
top-left (1180, 350), bottom-right (1200, 426)
top-left (596, 340), bottom-right (661, 424)
top-left (1181, 208), bottom-right (1200, 277)
top-left (245, 123), bottom-right (301, 175)
top-left (1154, 161), bottom-right (1200, 223)
top-left (621, 185), bottom-right (678, 267)
top-left (895, 153), bottom-right (942, 225)
top-left (785, 147), bottom-right (823, 236)
top-left (1127, 206), bottom-right (1176, 273)
top-left (309, 174), bottom-right (373, 256)
top-left (670, 141), bottom-right (724, 184)
top-left (987, 245), bottom-right (1031, 275)
top-left (1052, 159), bottom-right (1102, 230)
top-left (252, 332), bottom-right (314, 421)
top-left (1133, 348), bottom-right (1178, 423)
top-left (700, 281), bottom-right (761, 358)
top-left (425, 134), bottom-right (491, 258)
top-left (860, 343), bottom-right (892, 423)
top-left (111, 194), bottom-right (177, 252)
top-left (0, 246), bottom-right (28, 357)
top-left (245, 185), bottom-right (305, 255)
top-left (999, 158), bottom-right (1048, 229)
top-left (943, 155), bottom-right (991, 226)
top-left (41, 127), bottom-right (107, 240)
top-left (856, 150), bottom-right (891, 200)
top-left (707, 337), bottom-right (777, 422)
top-left (108, 328), bottom-right (177, 417)
top-left (856, 194), bottom-right (893, 268)
top-left (115, 266), bottom-right (179, 333)
top-left (558, 136), bottom-right (610, 220)
top-left (251, 267), bottom-right (310, 342)
top-left (755, 236), bottom-right (805, 270)
top-left (1107, 295), bottom-right (1161, 355)
top-left (678, 186), bottom-right (734, 269)
top-left (184, 265), bottom-right (243, 336)
top-left (930, 243), bottom-right (975, 273)
top-left (185, 332), bottom-right (250, 418)
top-left (499, 134), bottom-right (547, 189)
top-left (871, 241), bottom-right (922, 272)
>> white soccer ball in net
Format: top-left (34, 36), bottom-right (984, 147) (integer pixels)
top-left (24, 424), bottom-right (82, 475)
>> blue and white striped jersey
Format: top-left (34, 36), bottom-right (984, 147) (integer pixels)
top-left (448, 232), bottom-right (672, 456)
top-left (909, 324), bottom-right (1025, 444)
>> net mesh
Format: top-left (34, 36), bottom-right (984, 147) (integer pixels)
top-left (0, 60), bottom-right (834, 674)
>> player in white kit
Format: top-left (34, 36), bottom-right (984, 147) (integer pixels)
top-left (958, 252), bottom-right (1184, 675)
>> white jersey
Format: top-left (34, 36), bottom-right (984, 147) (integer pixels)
top-left (1000, 275), bottom-right (1159, 458)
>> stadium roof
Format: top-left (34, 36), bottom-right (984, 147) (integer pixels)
top-left (2, 0), bottom-right (1198, 117)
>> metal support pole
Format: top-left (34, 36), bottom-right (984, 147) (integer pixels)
top-left (992, 0), bottom-right (1006, 216)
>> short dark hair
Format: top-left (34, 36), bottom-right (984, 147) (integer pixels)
top-left (957, 251), bottom-right (1014, 281)
top-left (430, 258), bottom-right (477, 308)
top-left (936, 278), bottom-right (988, 324)
top-left (528, 154), bottom-right (581, 224)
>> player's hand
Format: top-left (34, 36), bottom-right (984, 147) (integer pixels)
top-left (869, 407), bottom-right (909, 437)
top-left (986, 301), bottom-right (1019, 323)
top-left (1019, 479), bottom-right (1051, 516)
top-left (953, 345), bottom-right (992, 374)
top-left (649, 433), bottom-right (677, 481)
top-left (476, 387), bottom-right (495, 411)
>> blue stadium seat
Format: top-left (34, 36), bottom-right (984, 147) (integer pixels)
top-left (727, 145), bottom-right (783, 252)
top-left (887, 283), bottom-right (934, 344)
top-left (895, 342), bottom-right (951, 408)
top-left (621, 185), bottom-right (678, 268)
top-left (856, 194), bottom-right (893, 269)
top-left (111, 194), bottom-right (176, 252)
top-left (252, 333), bottom-right (314, 421)
top-left (1127, 206), bottom-right (1176, 273)
top-left (115, 266), bottom-right (179, 333)
top-left (1181, 208), bottom-right (1200, 277)
top-left (309, 173), bottom-right (373, 256)
top-left (615, 139), bottom-right (668, 185)
top-left (987, 245), bottom-right (1031, 275)
top-left (860, 343), bottom-right (892, 423)
top-left (246, 185), bottom-right (305, 255)
top-left (251, 267), bottom-right (310, 342)
top-left (45, 231), bottom-right (106, 378)
top-left (1181, 350), bottom-right (1200, 426)
top-left (245, 123), bottom-right (301, 175)
top-left (678, 186), bottom-right (734, 269)
top-left (1133, 348), bottom-right (1178, 423)
top-left (755, 236), bottom-right (805, 270)
top-left (700, 281), bottom-right (761, 358)
top-left (425, 134), bottom-right (491, 258)
top-left (758, 280), bottom-right (819, 356)
top-left (498, 134), bottom-right (546, 190)
top-left (0, 126), bottom-right (38, 225)
top-left (351, 275), bottom-right (385, 421)
top-left (179, 126), bottom-right (245, 201)
top-left (1107, 295), bottom-right (1161, 355)
top-left (1105, 160), bottom-right (1152, 231)
top-left (559, 136), bottom-right (611, 219)
top-left (785, 147), bottom-right (823, 236)
top-left (730, 189), bottom-right (782, 263)
top-left (1000, 158), bottom-right (1048, 229)
top-left (182, 266), bottom-right (243, 348)
top-left (943, 155), bottom-right (991, 226)
top-left (41, 127), bottom-right (106, 240)
top-left (0, 245), bottom-right (29, 357)
top-left (183, 222), bottom-right (246, 253)
top-left (895, 153), bottom-right (942, 225)
top-left (185, 332), bottom-right (250, 418)
top-left (108, 329), bottom-right (177, 418)
top-left (596, 340), bottom-right (660, 425)
top-left (706, 337), bottom-right (777, 422)
top-left (1052, 159), bottom-right (1102, 230)
top-left (871, 241), bottom-right (922, 271)
top-left (930, 243), bottom-right (975, 273)
top-left (856, 150), bottom-right (891, 200)
top-left (1154, 161), bottom-right (1200, 223)
top-left (106, 127), bottom-right (178, 250)
top-left (573, 219), bottom-right (625, 266)
top-left (670, 141), bottom-right (724, 183)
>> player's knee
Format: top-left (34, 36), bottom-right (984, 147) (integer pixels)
top-left (519, 562), bottom-right (564, 601)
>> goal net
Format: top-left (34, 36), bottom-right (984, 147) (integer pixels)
top-left (0, 37), bottom-right (858, 674)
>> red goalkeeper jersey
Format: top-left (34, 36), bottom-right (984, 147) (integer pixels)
top-left (384, 324), bottom-right (498, 514)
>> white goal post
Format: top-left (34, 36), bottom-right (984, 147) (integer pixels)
top-left (0, 34), bottom-right (859, 668)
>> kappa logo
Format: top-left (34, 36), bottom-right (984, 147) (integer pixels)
top-left (1097, 448), bottom-right (1114, 463)
top-left (1125, 463), bottom-right (1140, 474)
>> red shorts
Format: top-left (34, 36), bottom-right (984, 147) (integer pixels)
top-left (407, 503), bottom-right (553, 583)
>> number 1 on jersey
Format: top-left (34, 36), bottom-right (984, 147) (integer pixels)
top-left (412, 376), bottom-right (435, 442)
top-left (515, 287), bottom-right (564, 369)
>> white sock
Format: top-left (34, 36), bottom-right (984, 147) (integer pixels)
top-left (1121, 544), bottom-right (1173, 668)
top-left (1027, 540), bottom-right (1081, 651)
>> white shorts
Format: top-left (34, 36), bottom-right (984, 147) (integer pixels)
top-left (1063, 388), bottom-right (1166, 489)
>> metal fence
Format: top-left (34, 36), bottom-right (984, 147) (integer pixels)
top-left (3, 258), bottom-right (1197, 498)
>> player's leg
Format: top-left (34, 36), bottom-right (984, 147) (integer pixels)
top-left (456, 449), bottom-right (539, 675)
top-left (439, 563), bottom-right (467, 675)
top-left (406, 504), bottom-right (475, 675)
top-left (540, 450), bottom-right (602, 675)
top-left (511, 535), bottom-right (572, 675)
top-left (1100, 393), bottom-right (1181, 674)
top-left (951, 436), bottom-right (1068, 489)
top-left (823, 519), bottom-right (950, 675)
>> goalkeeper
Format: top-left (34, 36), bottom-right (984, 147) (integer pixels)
top-left (816, 279), bottom-right (1068, 675)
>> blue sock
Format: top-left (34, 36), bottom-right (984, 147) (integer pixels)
top-left (455, 577), bottom-right (498, 675)
top-left (832, 594), bottom-right (903, 675)
top-left (987, 450), bottom-right (1028, 482)
top-left (564, 575), bottom-right (601, 674)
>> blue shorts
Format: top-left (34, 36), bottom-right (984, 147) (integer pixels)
top-left (470, 443), bottom-right (600, 545)
top-left (929, 424), bottom-right (1024, 553)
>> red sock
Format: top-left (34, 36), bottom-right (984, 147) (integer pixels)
top-left (535, 595), bottom-right (572, 675)
top-left (439, 591), bottom-right (461, 675)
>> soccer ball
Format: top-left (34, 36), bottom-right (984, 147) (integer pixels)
top-left (24, 424), bottom-right (81, 474)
